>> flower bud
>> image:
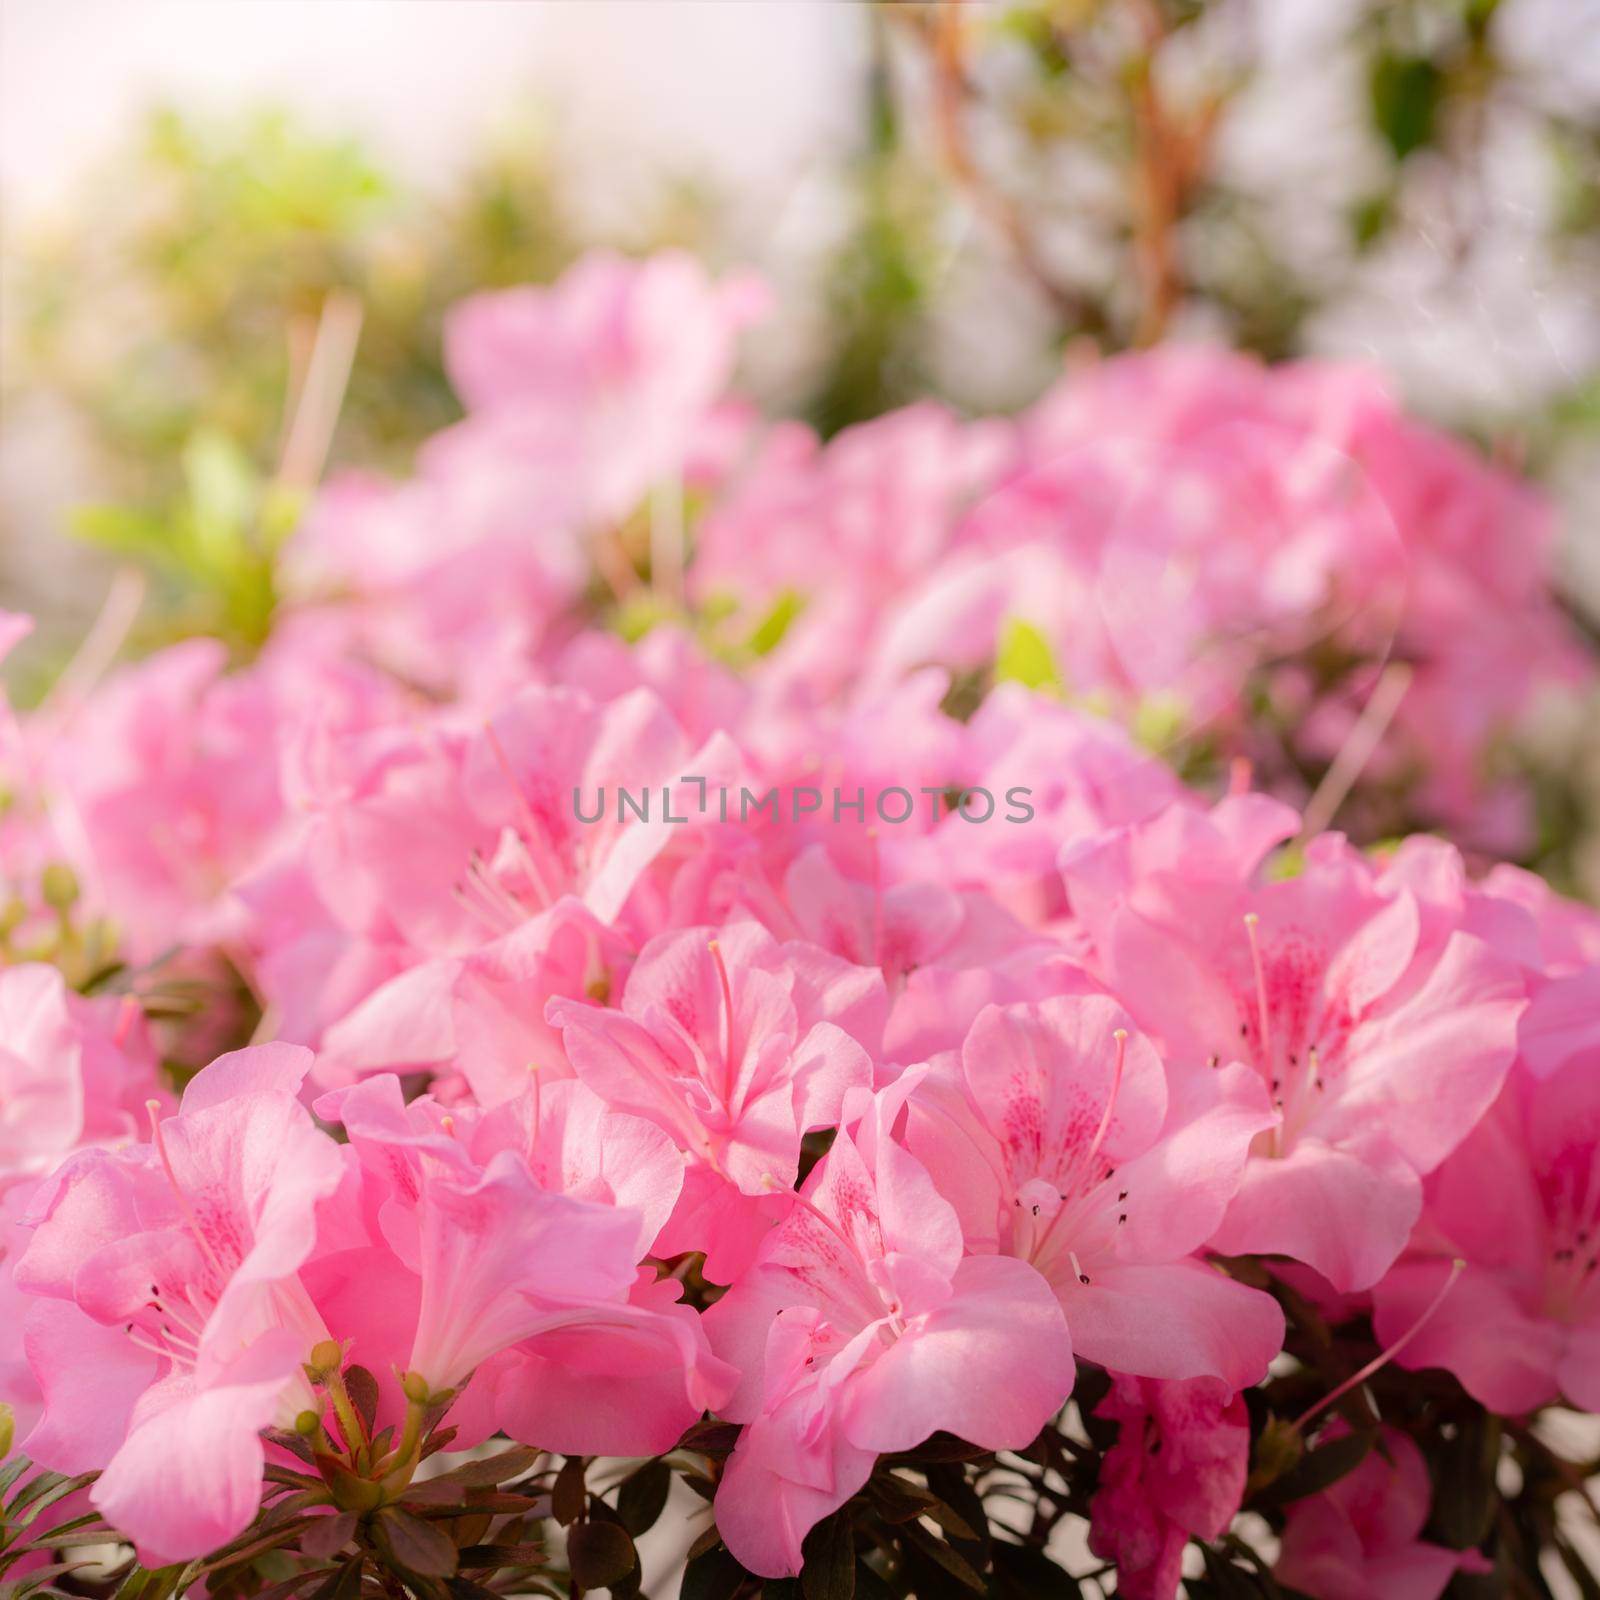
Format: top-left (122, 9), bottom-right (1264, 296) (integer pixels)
top-left (309, 1339), bottom-right (345, 1376)
top-left (40, 862), bottom-right (80, 912)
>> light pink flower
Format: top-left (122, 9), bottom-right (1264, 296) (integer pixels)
top-left (550, 920), bottom-right (882, 1280)
top-left (15, 1044), bottom-right (345, 1563)
top-left (445, 250), bottom-right (766, 526)
top-left (704, 1083), bottom-right (1073, 1577)
top-left (0, 963), bottom-right (163, 1192)
top-left (314, 1070), bottom-right (735, 1451)
top-left (1063, 796), bottom-right (1524, 1290)
top-left (904, 996), bottom-right (1284, 1388)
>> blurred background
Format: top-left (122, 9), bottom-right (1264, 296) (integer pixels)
top-left (2, 0), bottom-right (1598, 762)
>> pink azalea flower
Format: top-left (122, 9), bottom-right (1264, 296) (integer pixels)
top-left (444, 250), bottom-right (767, 527)
top-left (904, 996), bottom-right (1284, 1388)
top-left (703, 1083), bottom-right (1073, 1577)
top-left (1087, 1374), bottom-right (1249, 1600)
top-left (1370, 1052), bottom-right (1600, 1414)
top-left (244, 680), bottom-right (734, 1075)
top-left (14, 1044), bottom-right (346, 1563)
top-left (1275, 1424), bottom-right (1489, 1600)
top-left (0, 963), bottom-right (163, 1191)
top-left (1062, 796), bottom-right (1524, 1290)
top-left (1377, 837), bottom-right (1600, 1082)
top-left (313, 1071), bottom-right (733, 1450)
top-left (887, 685), bottom-right (1183, 928)
top-left (549, 920), bottom-right (883, 1280)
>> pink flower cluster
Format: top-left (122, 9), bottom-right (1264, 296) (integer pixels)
top-left (1, 254), bottom-right (1596, 1595)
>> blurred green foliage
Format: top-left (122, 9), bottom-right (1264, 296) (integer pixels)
top-left (6, 107), bottom-right (655, 656)
top-left (4, 0), bottom-right (1598, 663)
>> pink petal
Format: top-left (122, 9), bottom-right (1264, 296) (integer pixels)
top-left (1063, 1260), bottom-right (1284, 1389)
top-left (840, 1255), bottom-right (1073, 1455)
top-left (1209, 1137), bottom-right (1422, 1292)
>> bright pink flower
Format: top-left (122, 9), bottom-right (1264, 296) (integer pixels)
top-left (1275, 1424), bottom-right (1489, 1600)
top-left (904, 996), bottom-right (1284, 1388)
top-left (314, 1071), bottom-right (734, 1449)
top-left (1087, 1374), bottom-right (1249, 1600)
top-left (703, 1083), bottom-right (1073, 1577)
top-left (14, 1044), bottom-right (345, 1563)
top-left (550, 920), bottom-right (882, 1280)
top-left (1063, 796), bottom-right (1524, 1290)
top-left (1370, 1052), bottom-right (1600, 1414)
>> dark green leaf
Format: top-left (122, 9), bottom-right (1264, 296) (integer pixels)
top-left (800, 1512), bottom-right (854, 1600)
top-left (1428, 1412), bottom-right (1500, 1550)
top-left (455, 1544), bottom-right (547, 1569)
top-left (681, 1543), bottom-right (751, 1600)
top-left (1369, 52), bottom-right (1443, 161)
top-left (567, 1521), bottom-right (636, 1590)
top-left (300, 1513), bottom-right (357, 1560)
top-left (307, 1558), bottom-right (365, 1600)
top-left (678, 1422), bottom-right (743, 1456)
top-left (899, 1520), bottom-right (984, 1594)
top-left (616, 1459), bottom-right (672, 1538)
top-left (371, 1508), bottom-right (459, 1578)
top-left (1254, 1428), bottom-right (1371, 1509)
top-left (989, 1541), bottom-right (1075, 1598)
top-left (424, 1445), bottom-right (542, 1491)
top-left (552, 1456), bottom-right (587, 1526)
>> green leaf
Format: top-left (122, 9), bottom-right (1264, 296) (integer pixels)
top-left (899, 1520), bottom-right (984, 1594)
top-left (566, 1521), bottom-right (637, 1590)
top-left (371, 1508), bottom-right (459, 1578)
top-left (1369, 52), bottom-right (1443, 161)
top-left (67, 506), bottom-right (173, 562)
top-left (307, 1557), bottom-right (366, 1600)
top-left (747, 591), bottom-right (806, 658)
top-left (680, 1543), bottom-right (752, 1600)
top-left (1253, 1427), bottom-right (1370, 1509)
top-left (299, 1513), bottom-right (356, 1560)
top-left (994, 618), bottom-right (1061, 695)
top-left (422, 1445), bottom-right (542, 1492)
top-left (800, 1512), bottom-right (855, 1600)
top-left (616, 1459), bottom-right (671, 1537)
top-left (182, 430), bottom-right (259, 568)
top-left (551, 1456), bottom-right (586, 1526)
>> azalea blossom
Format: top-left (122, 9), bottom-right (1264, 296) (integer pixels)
top-left (549, 919), bottom-right (883, 1279)
top-left (312, 1069), bottom-right (735, 1451)
top-left (1275, 1424), bottom-right (1490, 1600)
top-left (1369, 1053), bottom-right (1600, 1413)
top-left (904, 995), bottom-right (1284, 1388)
top-left (13, 1044), bottom-right (345, 1563)
top-left (1062, 795), bottom-right (1525, 1289)
top-left (1087, 1374), bottom-right (1250, 1600)
top-left (704, 1082), bottom-right (1074, 1576)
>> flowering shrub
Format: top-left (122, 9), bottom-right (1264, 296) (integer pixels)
top-left (2, 252), bottom-right (1599, 1598)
